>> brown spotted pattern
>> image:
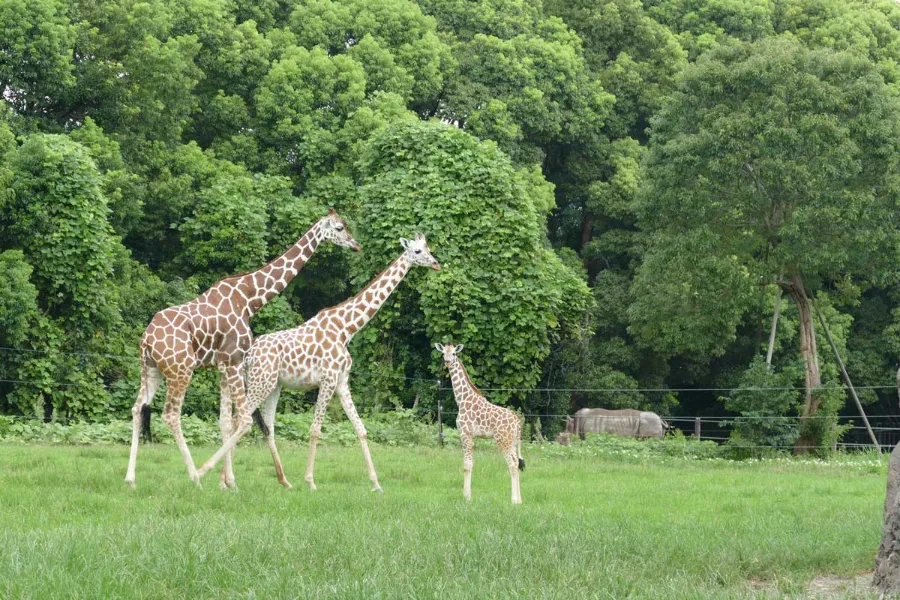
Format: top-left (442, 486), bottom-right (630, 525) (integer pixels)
top-left (124, 210), bottom-right (360, 488)
top-left (196, 234), bottom-right (441, 491)
top-left (436, 343), bottom-right (524, 504)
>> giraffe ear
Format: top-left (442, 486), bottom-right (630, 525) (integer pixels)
top-left (434, 343), bottom-right (444, 352)
top-left (328, 207), bottom-right (336, 216)
top-left (454, 344), bottom-right (464, 353)
top-left (400, 237), bottom-right (411, 250)
top-left (414, 232), bottom-right (425, 241)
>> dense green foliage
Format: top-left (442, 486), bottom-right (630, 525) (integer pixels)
top-left (3, 0), bottom-right (900, 452)
top-left (0, 443), bottom-right (885, 598)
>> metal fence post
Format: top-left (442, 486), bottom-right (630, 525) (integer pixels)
top-left (437, 379), bottom-right (444, 448)
top-left (694, 417), bottom-right (701, 440)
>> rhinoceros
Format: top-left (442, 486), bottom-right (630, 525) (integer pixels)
top-left (570, 408), bottom-right (669, 440)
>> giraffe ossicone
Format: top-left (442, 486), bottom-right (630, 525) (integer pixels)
top-left (436, 342), bottom-right (524, 504)
top-left (124, 210), bottom-right (360, 489)
top-left (195, 234), bottom-right (442, 491)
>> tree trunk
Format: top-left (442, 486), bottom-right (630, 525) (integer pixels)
top-left (580, 212), bottom-right (594, 273)
top-left (874, 443), bottom-right (900, 593)
top-left (785, 275), bottom-right (822, 454)
top-left (579, 213), bottom-right (593, 252)
top-left (872, 361), bottom-right (900, 592)
top-left (766, 287), bottom-right (782, 366)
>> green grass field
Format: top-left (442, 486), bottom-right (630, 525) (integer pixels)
top-left (0, 442), bottom-right (887, 599)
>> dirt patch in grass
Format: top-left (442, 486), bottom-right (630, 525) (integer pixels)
top-left (748, 572), bottom-right (875, 598)
top-left (805, 573), bottom-right (874, 598)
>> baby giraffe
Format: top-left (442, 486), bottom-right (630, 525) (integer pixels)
top-left (436, 343), bottom-right (524, 504)
top-left (196, 234), bottom-right (441, 490)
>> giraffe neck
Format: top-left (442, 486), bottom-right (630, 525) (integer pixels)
top-left (448, 359), bottom-right (482, 407)
top-left (243, 220), bottom-right (325, 314)
top-left (340, 254), bottom-right (411, 340)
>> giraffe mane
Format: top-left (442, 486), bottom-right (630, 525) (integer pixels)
top-left (457, 357), bottom-right (483, 395)
top-left (210, 222), bottom-right (322, 286)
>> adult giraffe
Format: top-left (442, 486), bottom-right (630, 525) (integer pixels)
top-left (124, 209), bottom-right (360, 488)
top-left (195, 233), bottom-right (441, 491)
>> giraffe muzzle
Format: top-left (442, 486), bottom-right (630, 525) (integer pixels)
top-left (431, 262), bottom-right (441, 271)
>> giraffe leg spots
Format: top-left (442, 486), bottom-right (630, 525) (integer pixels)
top-left (461, 433), bottom-right (474, 501)
top-left (337, 382), bottom-right (382, 492)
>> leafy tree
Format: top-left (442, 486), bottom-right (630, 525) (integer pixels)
top-left (351, 120), bottom-right (591, 409)
top-left (0, 0), bottom-right (76, 114)
top-left (253, 45), bottom-right (403, 179)
top-left (0, 251), bottom-right (40, 348)
top-left (286, 0), bottom-right (450, 110)
top-left (545, 0), bottom-right (686, 141)
top-left (1, 134), bottom-right (121, 338)
top-left (633, 37), bottom-right (900, 451)
top-left (643, 0), bottom-right (773, 58)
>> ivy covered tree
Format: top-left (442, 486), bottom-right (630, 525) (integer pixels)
top-left (350, 120), bottom-right (591, 412)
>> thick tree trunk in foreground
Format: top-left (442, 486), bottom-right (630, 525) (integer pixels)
top-left (785, 275), bottom-right (823, 454)
top-left (874, 443), bottom-right (900, 593)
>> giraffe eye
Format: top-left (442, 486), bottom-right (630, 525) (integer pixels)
top-left (335, 225), bottom-right (344, 231)
top-left (415, 249), bottom-right (421, 254)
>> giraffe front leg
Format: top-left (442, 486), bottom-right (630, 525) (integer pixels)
top-left (197, 358), bottom-right (276, 481)
top-left (305, 380), bottom-right (335, 491)
top-left (337, 382), bottom-right (382, 492)
top-left (461, 432), bottom-right (474, 501)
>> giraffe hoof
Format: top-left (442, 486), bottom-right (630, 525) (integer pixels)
top-left (280, 480), bottom-right (293, 490)
top-left (189, 472), bottom-right (202, 487)
top-left (125, 478), bottom-right (136, 488)
top-left (371, 484), bottom-right (383, 493)
top-left (307, 482), bottom-right (317, 491)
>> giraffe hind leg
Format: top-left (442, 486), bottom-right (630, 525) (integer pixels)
top-left (197, 356), bottom-right (276, 481)
top-left (125, 364), bottom-right (161, 487)
top-left (500, 438), bottom-right (522, 505)
top-left (217, 364), bottom-right (244, 490)
top-left (260, 387), bottom-right (291, 489)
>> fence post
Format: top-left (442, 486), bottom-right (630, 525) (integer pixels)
top-left (694, 417), bottom-right (701, 440)
top-left (437, 379), bottom-right (444, 448)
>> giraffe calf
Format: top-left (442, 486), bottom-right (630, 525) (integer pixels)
top-left (436, 343), bottom-right (524, 504)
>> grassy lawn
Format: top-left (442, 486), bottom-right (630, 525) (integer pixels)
top-left (0, 442), bottom-right (887, 599)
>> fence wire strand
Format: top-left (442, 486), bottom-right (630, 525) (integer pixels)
top-left (4, 345), bottom-right (900, 450)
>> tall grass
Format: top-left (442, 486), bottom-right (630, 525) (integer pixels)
top-left (0, 443), bottom-right (886, 599)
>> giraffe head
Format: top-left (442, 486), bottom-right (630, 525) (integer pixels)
top-left (400, 233), bottom-right (440, 270)
top-left (321, 208), bottom-right (361, 252)
top-left (435, 343), bottom-right (464, 365)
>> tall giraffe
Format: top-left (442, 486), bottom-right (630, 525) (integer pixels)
top-left (124, 209), bottom-right (361, 488)
top-left (435, 343), bottom-right (524, 504)
top-left (196, 233), bottom-right (441, 490)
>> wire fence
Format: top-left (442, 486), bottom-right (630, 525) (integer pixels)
top-left (2, 344), bottom-right (899, 452)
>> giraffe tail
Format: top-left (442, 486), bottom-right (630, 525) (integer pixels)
top-left (252, 409), bottom-right (269, 437)
top-left (140, 404), bottom-right (152, 443)
top-left (517, 421), bottom-right (525, 471)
